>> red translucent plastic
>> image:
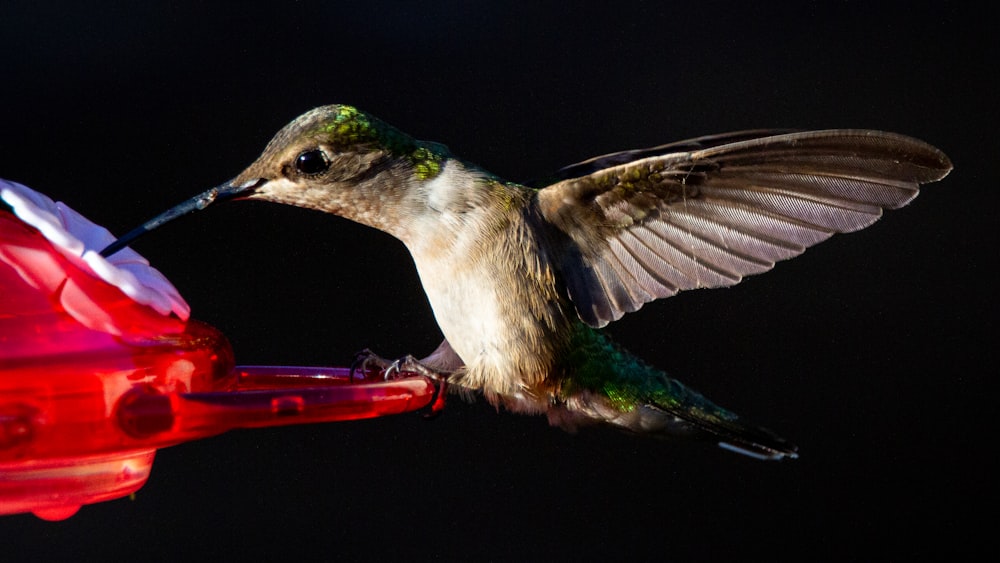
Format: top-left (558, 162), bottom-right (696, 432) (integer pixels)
top-left (0, 209), bottom-right (435, 519)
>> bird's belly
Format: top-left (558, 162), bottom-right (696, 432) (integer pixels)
top-left (418, 266), bottom-right (507, 369)
top-left (415, 256), bottom-right (566, 408)
top-left (404, 202), bottom-right (563, 399)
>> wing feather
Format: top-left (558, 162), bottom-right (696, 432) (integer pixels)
top-left (537, 129), bottom-right (951, 327)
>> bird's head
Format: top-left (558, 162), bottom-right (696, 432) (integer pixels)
top-left (102, 105), bottom-right (450, 256)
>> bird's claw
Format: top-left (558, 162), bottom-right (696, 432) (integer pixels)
top-left (382, 358), bottom-right (406, 380)
top-left (349, 348), bottom-right (390, 381)
top-left (349, 348), bottom-right (449, 417)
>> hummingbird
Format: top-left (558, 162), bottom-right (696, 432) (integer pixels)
top-left (102, 105), bottom-right (951, 460)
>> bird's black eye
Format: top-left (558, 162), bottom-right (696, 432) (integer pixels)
top-left (295, 149), bottom-right (329, 175)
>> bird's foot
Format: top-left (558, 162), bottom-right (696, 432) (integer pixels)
top-left (350, 348), bottom-right (449, 418)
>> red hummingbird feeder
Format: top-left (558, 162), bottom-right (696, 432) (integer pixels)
top-left (0, 179), bottom-right (436, 520)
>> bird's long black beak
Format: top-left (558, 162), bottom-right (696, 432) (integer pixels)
top-left (99, 178), bottom-right (266, 257)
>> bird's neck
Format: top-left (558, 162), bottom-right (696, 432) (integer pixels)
top-left (387, 158), bottom-right (522, 248)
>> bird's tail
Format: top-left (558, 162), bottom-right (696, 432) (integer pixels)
top-left (556, 327), bottom-right (798, 460)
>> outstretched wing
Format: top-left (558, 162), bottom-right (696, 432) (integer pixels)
top-left (524, 129), bottom-right (793, 188)
top-left (536, 130), bottom-right (952, 328)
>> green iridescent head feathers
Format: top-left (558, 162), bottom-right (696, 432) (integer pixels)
top-left (293, 104), bottom-right (449, 181)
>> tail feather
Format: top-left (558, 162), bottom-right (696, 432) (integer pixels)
top-left (554, 388), bottom-right (798, 460)
top-left (645, 401), bottom-right (798, 460)
top-left (561, 326), bottom-right (798, 460)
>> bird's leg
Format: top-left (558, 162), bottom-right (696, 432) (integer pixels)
top-left (350, 348), bottom-right (450, 417)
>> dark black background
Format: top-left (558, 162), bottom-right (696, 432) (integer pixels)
top-left (1, 2), bottom-right (993, 560)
